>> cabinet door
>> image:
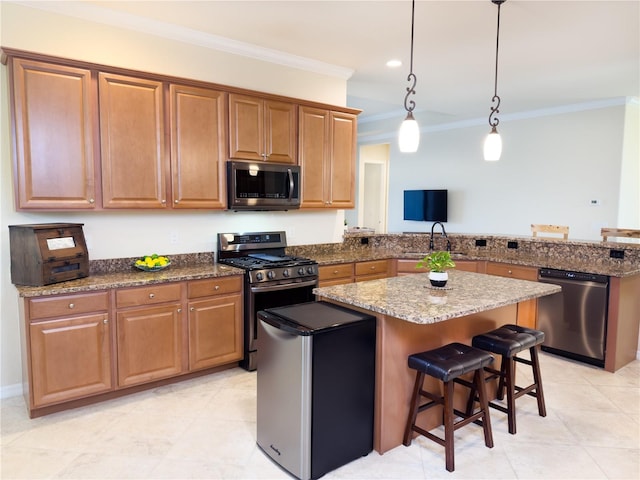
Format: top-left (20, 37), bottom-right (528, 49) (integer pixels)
top-left (10, 58), bottom-right (97, 209)
top-left (170, 84), bottom-right (227, 208)
top-left (188, 294), bottom-right (242, 371)
top-left (116, 304), bottom-right (183, 387)
top-left (30, 313), bottom-right (112, 407)
top-left (328, 112), bottom-right (356, 208)
top-left (264, 99), bottom-right (296, 164)
top-left (299, 106), bottom-right (329, 208)
top-left (228, 94), bottom-right (264, 161)
top-left (486, 262), bottom-right (539, 327)
top-left (99, 73), bottom-right (167, 208)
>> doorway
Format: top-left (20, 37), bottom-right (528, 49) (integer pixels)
top-left (358, 144), bottom-right (389, 233)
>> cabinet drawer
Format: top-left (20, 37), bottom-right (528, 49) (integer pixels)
top-left (396, 259), bottom-right (421, 274)
top-left (486, 262), bottom-right (538, 281)
top-left (355, 260), bottom-right (389, 277)
top-left (29, 291), bottom-right (109, 320)
top-left (116, 283), bottom-right (182, 308)
top-left (319, 263), bottom-right (354, 281)
top-left (188, 276), bottom-right (243, 299)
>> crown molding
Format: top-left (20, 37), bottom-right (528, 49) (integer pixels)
top-left (10, 1), bottom-right (354, 80)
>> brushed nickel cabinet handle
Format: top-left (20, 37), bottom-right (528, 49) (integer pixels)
top-left (68, 303), bottom-right (75, 309)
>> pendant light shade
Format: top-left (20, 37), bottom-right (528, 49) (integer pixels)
top-left (483, 126), bottom-right (502, 161)
top-left (398, 0), bottom-right (419, 153)
top-left (399, 112), bottom-right (420, 152)
top-left (484, 0), bottom-right (506, 161)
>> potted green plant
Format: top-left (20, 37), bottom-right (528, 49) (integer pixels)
top-left (416, 251), bottom-right (456, 287)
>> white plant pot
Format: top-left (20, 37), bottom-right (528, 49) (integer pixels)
top-left (429, 271), bottom-right (448, 288)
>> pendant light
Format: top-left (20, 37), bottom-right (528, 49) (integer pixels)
top-left (399, 0), bottom-right (419, 153)
top-left (484, 0), bottom-right (506, 161)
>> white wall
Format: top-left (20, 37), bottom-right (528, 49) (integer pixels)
top-left (0, 3), bottom-right (348, 393)
top-left (358, 102), bottom-right (637, 240)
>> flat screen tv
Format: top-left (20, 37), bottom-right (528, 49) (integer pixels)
top-left (403, 190), bottom-right (447, 222)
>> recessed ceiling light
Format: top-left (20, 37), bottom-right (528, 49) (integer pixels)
top-left (386, 59), bottom-right (402, 68)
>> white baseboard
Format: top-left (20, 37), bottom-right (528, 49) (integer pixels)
top-left (1, 383), bottom-right (23, 400)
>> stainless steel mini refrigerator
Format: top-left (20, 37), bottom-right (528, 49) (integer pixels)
top-left (256, 301), bottom-right (376, 480)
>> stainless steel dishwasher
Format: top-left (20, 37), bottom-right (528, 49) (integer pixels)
top-left (537, 268), bottom-right (609, 367)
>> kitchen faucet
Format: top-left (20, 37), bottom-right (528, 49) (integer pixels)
top-left (429, 221), bottom-right (451, 252)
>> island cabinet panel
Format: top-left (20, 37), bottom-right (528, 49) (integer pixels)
top-left (9, 58), bottom-right (98, 209)
top-left (485, 262), bottom-right (539, 328)
top-left (355, 259), bottom-right (391, 281)
top-left (25, 292), bottom-right (112, 409)
top-left (115, 283), bottom-right (185, 387)
top-left (228, 93), bottom-right (296, 164)
top-left (318, 262), bottom-right (354, 287)
top-left (169, 84), bottom-right (227, 209)
top-left (395, 259), bottom-right (478, 275)
top-left (299, 107), bottom-right (357, 208)
top-left (99, 72), bottom-right (167, 208)
top-left (187, 277), bottom-right (243, 371)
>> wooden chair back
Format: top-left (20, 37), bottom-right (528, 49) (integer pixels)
top-left (601, 228), bottom-right (640, 242)
top-left (531, 224), bottom-right (569, 240)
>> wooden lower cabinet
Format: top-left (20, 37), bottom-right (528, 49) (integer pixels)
top-left (355, 259), bottom-right (390, 281)
top-left (318, 262), bottom-right (354, 287)
top-left (187, 277), bottom-right (243, 371)
top-left (395, 258), bottom-right (478, 275)
top-left (30, 313), bottom-right (112, 408)
top-left (19, 275), bottom-right (245, 417)
top-left (25, 291), bottom-right (112, 410)
top-left (116, 303), bottom-right (184, 387)
top-left (485, 262), bottom-right (539, 328)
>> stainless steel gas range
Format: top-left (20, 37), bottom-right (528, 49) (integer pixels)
top-left (217, 231), bottom-right (318, 371)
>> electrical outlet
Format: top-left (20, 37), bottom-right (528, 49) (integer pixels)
top-left (169, 232), bottom-right (179, 245)
top-left (475, 239), bottom-right (487, 247)
top-left (361, 237), bottom-right (369, 245)
top-left (507, 241), bottom-right (518, 249)
top-left (609, 249), bottom-right (624, 259)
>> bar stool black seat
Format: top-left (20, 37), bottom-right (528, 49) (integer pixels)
top-left (470, 324), bottom-right (546, 434)
top-left (403, 342), bottom-right (494, 472)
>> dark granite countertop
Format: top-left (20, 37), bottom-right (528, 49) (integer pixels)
top-left (15, 263), bottom-right (243, 298)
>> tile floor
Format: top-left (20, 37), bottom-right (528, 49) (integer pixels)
top-left (1, 352), bottom-right (639, 480)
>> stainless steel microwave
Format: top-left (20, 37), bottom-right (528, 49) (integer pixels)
top-left (227, 161), bottom-right (301, 211)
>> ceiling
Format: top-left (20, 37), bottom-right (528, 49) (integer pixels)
top-left (52, 1), bottom-right (640, 125)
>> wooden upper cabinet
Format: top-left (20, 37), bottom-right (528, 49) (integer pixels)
top-left (329, 112), bottom-right (357, 208)
top-left (99, 72), bottom-right (167, 208)
top-left (299, 107), bottom-right (357, 208)
top-left (169, 84), bottom-right (227, 209)
top-left (9, 58), bottom-right (98, 209)
top-left (299, 106), bottom-right (329, 208)
top-left (229, 93), bottom-right (296, 164)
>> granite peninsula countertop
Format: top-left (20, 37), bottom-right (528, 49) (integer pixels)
top-left (15, 263), bottom-right (243, 298)
top-left (313, 270), bottom-right (561, 325)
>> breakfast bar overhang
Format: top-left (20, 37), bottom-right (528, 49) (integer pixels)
top-left (314, 270), bottom-right (561, 454)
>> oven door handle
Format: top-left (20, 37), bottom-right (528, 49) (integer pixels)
top-left (250, 278), bottom-right (317, 293)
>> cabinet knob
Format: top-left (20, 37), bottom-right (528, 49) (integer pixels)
top-left (508, 270), bottom-right (513, 274)
top-left (177, 308), bottom-right (182, 313)
top-left (89, 198), bottom-right (95, 204)
top-left (103, 318), bottom-right (108, 324)
top-left (333, 270), bottom-right (339, 274)
top-left (190, 307), bottom-right (195, 312)
top-left (174, 199), bottom-right (179, 204)
top-left (161, 199), bottom-right (166, 204)
top-left (149, 293), bottom-right (155, 299)
top-left (214, 285), bottom-right (220, 290)
top-left (370, 266), bottom-right (376, 270)
top-left (68, 303), bottom-right (75, 309)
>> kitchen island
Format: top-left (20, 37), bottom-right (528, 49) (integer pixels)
top-left (314, 270), bottom-right (560, 454)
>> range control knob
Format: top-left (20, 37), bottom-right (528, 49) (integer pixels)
top-left (255, 272), bottom-right (264, 281)
top-left (307, 266), bottom-right (315, 275)
top-left (267, 270), bottom-right (276, 279)
top-left (297, 267), bottom-right (305, 275)
top-left (283, 269), bottom-right (290, 277)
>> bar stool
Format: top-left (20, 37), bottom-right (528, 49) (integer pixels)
top-left (469, 324), bottom-right (546, 435)
top-left (403, 342), bottom-right (494, 472)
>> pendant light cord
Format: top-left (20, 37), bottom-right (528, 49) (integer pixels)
top-left (488, 0), bottom-right (504, 128)
top-left (404, 0), bottom-right (417, 114)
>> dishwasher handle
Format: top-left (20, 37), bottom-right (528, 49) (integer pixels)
top-left (539, 268), bottom-right (608, 284)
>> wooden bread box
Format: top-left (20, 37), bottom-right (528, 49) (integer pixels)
top-left (9, 223), bottom-right (89, 286)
